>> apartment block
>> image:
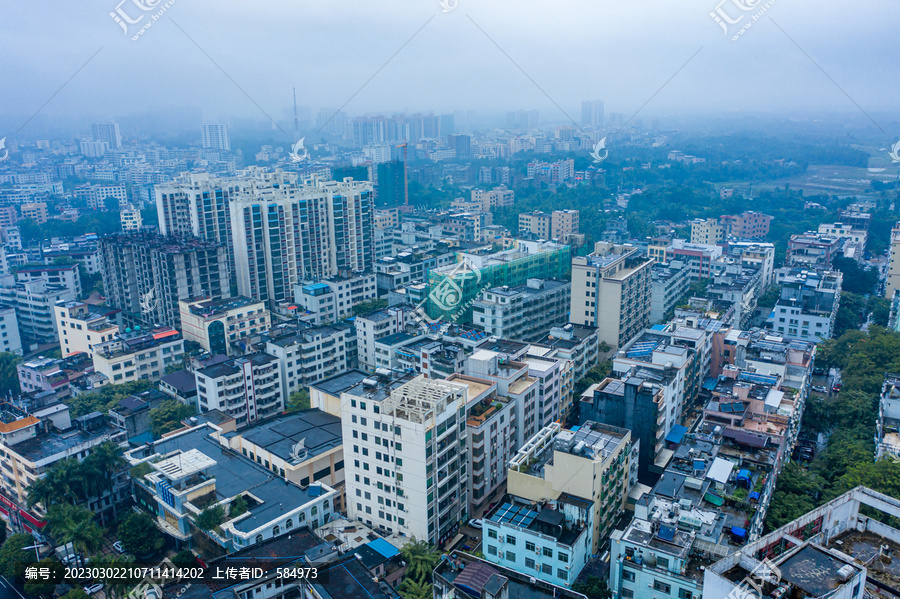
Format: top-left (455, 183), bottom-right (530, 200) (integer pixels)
top-left (120, 207), bottom-right (142, 231)
top-left (719, 211), bottom-right (772, 240)
top-left (295, 273), bottom-right (377, 325)
top-left (818, 221), bottom-right (868, 260)
top-left (230, 173), bottom-right (374, 306)
top-left (887, 222), bottom-right (900, 299)
top-left (0, 404), bottom-right (126, 517)
top-left (434, 552), bottom-right (587, 599)
top-left (201, 122), bottom-right (230, 151)
top-left (473, 279), bottom-right (571, 342)
top-left (212, 409), bottom-right (346, 511)
top-left (570, 243), bottom-right (652, 349)
top-left (0, 278), bottom-right (77, 345)
top-left (786, 232), bottom-right (844, 268)
top-left (771, 267), bottom-right (842, 343)
top-left (339, 374), bottom-right (470, 545)
top-left (690, 218), bottom-right (725, 245)
top-left (265, 323), bottom-right (355, 399)
top-left (93, 326), bottom-right (184, 384)
top-left (179, 296), bottom-right (270, 357)
top-left (20, 202), bottom-right (48, 224)
top-left (876, 374), bottom-right (900, 462)
top-left (99, 232), bottom-right (231, 330)
top-left (0, 305), bottom-right (22, 355)
top-left (54, 300), bottom-right (120, 359)
top-left (506, 421), bottom-right (633, 553)
top-left (195, 352), bottom-right (283, 428)
top-left (452, 186), bottom-right (514, 212)
top-left (74, 183), bottom-right (128, 210)
top-left (15, 263), bottom-right (81, 298)
top-left (355, 305), bottom-right (413, 369)
top-left (650, 261), bottom-right (691, 323)
top-left (125, 423), bottom-right (337, 552)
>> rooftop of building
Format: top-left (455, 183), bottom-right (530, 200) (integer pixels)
top-left (224, 409), bottom-right (342, 464)
top-left (312, 369), bottom-right (415, 404)
top-left (475, 338), bottom-right (528, 357)
top-left (141, 425), bottom-right (334, 534)
top-left (478, 278), bottom-right (570, 299)
top-left (434, 552), bottom-right (587, 599)
top-left (265, 323), bottom-right (347, 348)
top-left (312, 555), bottom-right (400, 599)
top-left (184, 296), bottom-right (263, 318)
top-left (376, 331), bottom-right (418, 346)
top-left (94, 327), bottom-right (181, 359)
top-left (485, 494), bottom-right (588, 548)
top-left (10, 419), bottom-right (123, 462)
top-left (160, 369), bottom-right (197, 394)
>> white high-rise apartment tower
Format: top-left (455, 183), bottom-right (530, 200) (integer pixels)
top-left (201, 122), bottom-right (231, 151)
top-left (91, 122), bottom-right (122, 149)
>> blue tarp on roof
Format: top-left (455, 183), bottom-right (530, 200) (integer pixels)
top-left (731, 527), bottom-right (747, 539)
top-left (693, 460), bottom-right (706, 471)
top-left (367, 538), bottom-right (400, 559)
top-left (570, 426), bottom-right (581, 432)
top-left (737, 469), bottom-right (751, 481)
top-left (665, 424), bottom-right (688, 444)
top-left (650, 324), bottom-right (668, 331)
top-left (749, 491), bottom-right (760, 501)
top-left (702, 377), bottom-right (718, 391)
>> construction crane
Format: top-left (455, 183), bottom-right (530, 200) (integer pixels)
top-left (396, 142), bottom-right (410, 211)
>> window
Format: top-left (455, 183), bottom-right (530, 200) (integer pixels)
top-left (506, 535), bottom-right (516, 545)
top-left (622, 569), bottom-right (635, 582)
top-left (557, 569), bottom-right (567, 582)
top-left (541, 564), bottom-right (552, 575)
top-left (621, 590), bottom-right (634, 598)
top-left (525, 541), bottom-right (535, 552)
top-left (558, 552), bottom-right (568, 563)
top-left (653, 581), bottom-right (671, 594)
top-left (657, 557), bottom-right (669, 570)
top-left (487, 545), bottom-right (497, 556)
top-left (678, 589), bottom-right (694, 599)
top-left (525, 558), bottom-right (535, 569)
top-left (542, 547), bottom-right (553, 558)
top-left (487, 529), bottom-right (497, 539)
top-left (505, 551), bottom-right (516, 562)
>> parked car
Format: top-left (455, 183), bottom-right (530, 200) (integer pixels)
top-left (812, 385), bottom-right (828, 393)
top-left (84, 584), bottom-right (104, 595)
top-left (832, 383), bottom-right (842, 393)
top-left (469, 519), bottom-right (483, 530)
top-left (113, 541), bottom-right (125, 553)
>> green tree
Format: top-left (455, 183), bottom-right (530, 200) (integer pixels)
top-left (195, 506), bottom-right (226, 531)
top-left (67, 380), bottom-right (154, 418)
top-left (44, 505), bottom-right (103, 563)
top-left (285, 389), bottom-right (310, 413)
top-left (572, 575), bottom-right (613, 599)
top-left (351, 299), bottom-right (388, 318)
top-left (0, 534), bottom-right (35, 578)
top-left (0, 353), bottom-right (22, 397)
top-left (399, 539), bottom-right (440, 584)
top-left (399, 578), bottom-right (432, 599)
top-left (229, 495), bottom-right (249, 518)
top-left (117, 512), bottom-right (164, 557)
top-left (172, 549), bottom-right (197, 568)
top-left (150, 400), bottom-right (195, 437)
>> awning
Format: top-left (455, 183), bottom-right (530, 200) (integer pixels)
top-left (666, 424), bottom-right (688, 444)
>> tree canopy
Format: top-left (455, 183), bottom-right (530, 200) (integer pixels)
top-left (150, 400), bottom-right (195, 437)
top-left (118, 512), bottom-right (164, 557)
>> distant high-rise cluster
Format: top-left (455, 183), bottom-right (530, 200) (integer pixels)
top-left (581, 99), bottom-right (604, 128)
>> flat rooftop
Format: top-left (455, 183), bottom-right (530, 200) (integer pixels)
top-left (227, 409), bottom-right (342, 463)
top-left (779, 544), bottom-right (859, 598)
top-left (150, 426), bottom-right (331, 534)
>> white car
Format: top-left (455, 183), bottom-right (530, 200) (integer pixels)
top-left (469, 519), bottom-right (483, 530)
top-left (112, 541), bottom-right (125, 553)
top-left (812, 385), bottom-right (828, 393)
top-left (84, 584), bottom-right (104, 595)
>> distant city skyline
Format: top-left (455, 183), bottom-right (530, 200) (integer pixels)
top-left (2, 1), bottom-right (899, 139)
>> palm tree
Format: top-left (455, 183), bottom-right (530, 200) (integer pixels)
top-left (45, 504), bottom-right (103, 565)
top-left (26, 476), bottom-right (60, 511)
top-left (399, 578), bottom-right (432, 599)
top-left (84, 442), bottom-right (126, 522)
top-left (52, 459), bottom-right (89, 504)
top-left (400, 538), bottom-right (440, 584)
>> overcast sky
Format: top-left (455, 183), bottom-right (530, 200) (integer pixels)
top-left (2, 0), bottom-right (898, 136)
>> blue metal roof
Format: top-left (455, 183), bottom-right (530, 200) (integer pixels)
top-left (366, 538), bottom-right (400, 559)
top-left (665, 424), bottom-right (688, 444)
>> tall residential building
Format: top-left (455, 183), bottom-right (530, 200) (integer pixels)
top-left (519, 210), bottom-right (580, 242)
top-left (54, 300), bottom-right (120, 359)
top-left (570, 243), bottom-right (652, 349)
top-left (0, 305), bottom-right (22, 355)
top-left (155, 172), bottom-right (243, 289)
top-left (91, 122), bottom-right (122, 149)
top-left (339, 375), bottom-right (470, 545)
top-left (581, 100), bottom-right (604, 127)
top-left (120, 206), bottom-right (142, 231)
top-left (99, 232), bottom-right (231, 329)
top-left (887, 221), bottom-right (900, 298)
top-left (472, 279), bottom-right (571, 342)
top-left (0, 278), bottom-right (76, 345)
top-left (719, 211), bottom-right (772, 239)
top-left (689, 218), bottom-right (725, 245)
top-left (230, 173), bottom-right (374, 307)
top-left (201, 122), bottom-right (231, 151)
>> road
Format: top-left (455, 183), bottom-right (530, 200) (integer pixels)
top-left (0, 574), bottom-right (26, 599)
